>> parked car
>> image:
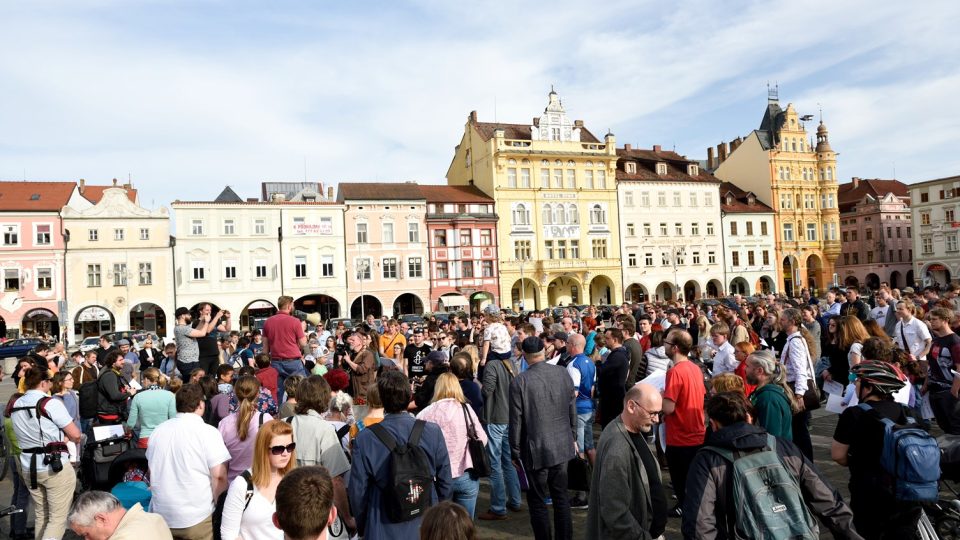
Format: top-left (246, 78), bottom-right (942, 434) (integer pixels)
top-left (132, 332), bottom-right (161, 349)
top-left (79, 336), bottom-right (101, 354)
top-left (324, 318), bottom-right (355, 332)
top-left (0, 338), bottom-right (46, 360)
top-left (400, 314), bottom-right (425, 327)
top-left (99, 331), bottom-right (137, 347)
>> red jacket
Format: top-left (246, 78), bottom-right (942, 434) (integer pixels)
top-left (255, 367), bottom-right (279, 403)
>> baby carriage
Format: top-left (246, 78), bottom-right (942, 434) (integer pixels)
top-left (926, 434), bottom-right (960, 539)
top-left (80, 435), bottom-right (131, 491)
top-left (106, 448), bottom-right (151, 510)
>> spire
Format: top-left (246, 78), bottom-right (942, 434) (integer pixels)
top-left (815, 120), bottom-right (832, 153)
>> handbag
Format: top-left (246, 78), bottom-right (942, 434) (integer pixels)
top-left (462, 403), bottom-right (490, 477)
top-left (567, 454), bottom-right (591, 492)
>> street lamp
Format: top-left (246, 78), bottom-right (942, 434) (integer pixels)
top-left (356, 259), bottom-right (370, 319)
top-left (672, 246), bottom-right (686, 302)
top-left (518, 257), bottom-right (529, 311)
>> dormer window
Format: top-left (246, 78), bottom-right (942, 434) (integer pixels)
top-left (747, 194), bottom-right (756, 205)
top-left (687, 164), bottom-right (699, 176)
top-left (655, 163), bottom-right (668, 176)
top-left (726, 195), bottom-right (734, 206)
top-left (625, 162), bottom-right (637, 174)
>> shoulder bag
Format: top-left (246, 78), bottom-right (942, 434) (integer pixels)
top-left (461, 403), bottom-right (490, 477)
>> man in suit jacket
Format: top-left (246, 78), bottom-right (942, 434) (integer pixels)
top-left (510, 336), bottom-right (577, 540)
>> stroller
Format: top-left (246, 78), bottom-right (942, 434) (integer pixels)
top-left (79, 435), bottom-right (131, 491)
top-left (106, 448), bottom-right (151, 510)
top-left (927, 434), bottom-right (960, 539)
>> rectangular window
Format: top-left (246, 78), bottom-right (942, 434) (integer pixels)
top-left (1, 268), bottom-right (17, 291)
top-left (191, 220), bottom-right (203, 235)
top-left (321, 255), bottom-right (334, 277)
top-left (644, 253), bottom-right (654, 266)
top-left (597, 170), bottom-right (606, 189)
top-left (853, 252), bottom-right (860, 264)
top-left (382, 223), bottom-right (394, 244)
top-left (707, 222), bottom-right (715, 236)
top-left (357, 258), bottom-right (372, 280)
top-left (896, 227), bottom-right (902, 238)
top-left (541, 169), bottom-right (550, 188)
top-left (763, 250), bottom-right (770, 265)
top-left (732, 251), bottom-right (740, 267)
top-left (691, 223), bottom-right (699, 235)
top-left (408, 223), bottom-right (420, 243)
top-left (565, 169), bottom-right (575, 189)
top-left (114, 228), bottom-right (124, 241)
top-left (746, 221), bottom-right (753, 235)
top-left (434, 229), bottom-right (447, 246)
top-left (255, 219), bottom-right (266, 235)
top-left (730, 222), bottom-right (738, 236)
top-left (481, 260), bottom-right (494, 277)
top-left (139, 228), bottom-right (149, 240)
top-left (436, 262), bottom-right (448, 279)
top-left (866, 228), bottom-right (873, 240)
top-left (659, 222), bottom-right (668, 236)
top-left (459, 229), bottom-right (471, 246)
top-left (643, 223), bottom-right (652, 236)
top-left (36, 268), bottom-right (52, 290)
top-left (948, 234), bottom-right (959, 252)
top-left (898, 250), bottom-right (903, 262)
top-left (138, 263), bottom-right (152, 285)
top-left (223, 220), bottom-right (236, 235)
top-left (704, 193), bottom-right (713, 207)
top-left (761, 221), bottom-right (768, 236)
top-left (844, 253), bottom-right (850, 265)
top-left (356, 223), bottom-right (368, 244)
top-left (851, 230), bottom-right (858, 241)
top-left (673, 192), bottom-right (682, 206)
top-left (624, 192), bottom-right (634, 207)
top-left (628, 253), bottom-right (637, 267)
top-left (948, 209), bottom-right (957, 222)
top-left (570, 240), bottom-right (579, 259)
top-left (545, 240), bottom-right (554, 260)
top-left (86, 265), bottom-right (100, 287)
top-left (806, 223), bottom-right (817, 241)
top-left (641, 192), bottom-right (650, 206)
top-left (461, 261), bottom-right (474, 278)
top-left (675, 223), bottom-right (683, 236)
top-left (591, 239), bottom-right (608, 258)
top-left (557, 240), bottom-right (567, 259)
top-left (192, 262), bottom-right (206, 281)
top-left (2, 225), bottom-right (19, 246)
top-left (552, 169), bottom-right (563, 188)
top-left (662, 252), bottom-right (670, 266)
top-left (689, 192), bottom-right (698, 207)
top-left (507, 168), bottom-right (517, 188)
top-left (294, 256), bottom-right (307, 278)
top-left (708, 251), bottom-right (716, 264)
top-left (113, 263), bottom-right (127, 286)
top-left (658, 192), bottom-right (667, 206)
top-left (383, 258), bottom-right (398, 279)
top-left (224, 261), bottom-right (237, 280)
top-left (748, 251), bottom-right (755, 266)
top-left (35, 224), bottom-right (51, 245)
top-left (88, 229), bottom-right (98, 241)
top-left (626, 223), bottom-right (635, 236)
top-left (843, 231), bottom-right (849, 242)
top-left (584, 170), bottom-right (593, 189)
top-left (887, 227), bottom-right (893, 239)
top-left (407, 257), bottom-right (423, 278)
top-left (479, 229), bottom-right (492, 246)
top-left (783, 223), bottom-right (794, 241)
top-left (888, 249), bottom-right (894, 262)
top-left (521, 168), bottom-right (531, 188)
top-left (255, 260), bottom-right (268, 279)
top-left (921, 213), bottom-right (931, 225)
top-left (692, 251), bottom-right (701, 265)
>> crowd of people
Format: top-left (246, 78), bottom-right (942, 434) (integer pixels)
top-left (4, 282), bottom-right (960, 539)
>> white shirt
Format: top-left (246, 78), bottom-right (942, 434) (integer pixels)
top-left (781, 332), bottom-right (811, 395)
top-left (869, 305), bottom-right (889, 322)
top-left (147, 413), bottom-right (232, 529)
top-left (219, 472), bottom-right (283, 540)
top-left (711, 341), bottom-right (739, 376)
top-left (894, 317), bottom-right (932, 362)
top-left (12, 390), bottom-right (75, 471)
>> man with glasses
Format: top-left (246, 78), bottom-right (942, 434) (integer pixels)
top-left (585, 383), bottom-right (667, 540)
top-left (661, 329), bottom-right (706, 518)
top-left (925, 307), bottom-right (960, 435)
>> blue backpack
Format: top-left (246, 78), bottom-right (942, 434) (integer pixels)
top-left (858, 403), bottom-right (940, 501)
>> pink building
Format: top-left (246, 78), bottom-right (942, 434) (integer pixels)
top-left (837, 178), bottom-right (913, 290)
top-left (421, 185), bottom-right (499, 314)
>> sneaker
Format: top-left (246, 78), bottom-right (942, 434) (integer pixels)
top-left (569, 495), bottom-right (589, 509)
top-left (477, 511), bottom-right (508, 521)
top-left (669, 505), bottom-right (683, 518)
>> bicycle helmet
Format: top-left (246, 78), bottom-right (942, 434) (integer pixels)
top-left (850, 360), bottom-right (907, 395)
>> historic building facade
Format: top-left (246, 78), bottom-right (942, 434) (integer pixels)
top-left (446, 90), bottom-right (622, 310)
top-left (617, 146), bottom-right (724, 302)
top-left (909, 174), bottom-right (960, 287)
top-left (719, 182), bottom-right (778, 296)
top-left (710, 89), bottom-right (841, 296)
top-left (64, 187), bottom-right (174, 340)
top-left (421, 185), bottom-right (500, 314)
top-left (337, 183), bottom-right (429, 318)
top-left (836, 178), bottom-right (913, 290)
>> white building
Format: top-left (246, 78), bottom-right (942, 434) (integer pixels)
top-left (909, 174), bottom-right (959, 286)
top-left (719, 182), bottom-right (778, 296)
top-left (617, 145), bottom-right (725, 302)
top-left (172, 185), bottom-right (348, 329)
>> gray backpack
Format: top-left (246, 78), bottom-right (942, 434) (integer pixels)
top-left (704, 434), bottom-right (818, 539)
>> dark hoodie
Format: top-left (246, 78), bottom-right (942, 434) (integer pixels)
top-left (682, 422), bottom-right (861, 540)
top-left (414, 363), bottom-right (450, 412)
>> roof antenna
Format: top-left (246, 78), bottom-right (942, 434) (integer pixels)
top-left (494, 96), bottom-right (497, 123)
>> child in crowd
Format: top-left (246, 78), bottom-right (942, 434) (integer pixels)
top-left (279, 375), bottom-right (304, 418)
top-left (254, 353), bottom-right (279, 403)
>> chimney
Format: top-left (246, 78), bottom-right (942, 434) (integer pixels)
top-left (718, 142), bottom-right (728, 163)
top-left (653, 144), bottom-right (662, 153)
top-left (624, 144), bottom-right (632, 151)
top-left (469, 110), bottom-right (477, 122)
top-left (246, 198), bottom-right (258, 203)
top-left (112, 178), bottom-right (118, 186)
top-left (123, 182), bottom-right (131, 190)
top-left (852, 177), bottom-right (860, 188)
top-left (327, 186), bottom-right (334, 199)
top-left (78, 178), bottom-right (85, 194)
top-left (272, 193), bottom-right (286, 203)
top-left (574, 120), bottom-right (584, 127)
top-left (707, 147), bottom-right (715, 169)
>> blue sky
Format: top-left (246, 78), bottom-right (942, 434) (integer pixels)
top-left (2, 0), bottom-right (959, 208)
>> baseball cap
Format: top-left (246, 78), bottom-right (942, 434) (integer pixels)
top-left (175, 307), bottom-right (190, 318)
top-left (117, 339), bottom-right (130, 346)
top-left (426, 351), bottom-right (448, 365)
top-left (521, 336), bottom-right (545, 355)
top-left (721, 299), bottom-right (739, 311)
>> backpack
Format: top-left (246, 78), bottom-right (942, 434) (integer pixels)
top-left (739, 320), bottom-right (761, 349)
top-left (228, 348), bottom-right (248, 369)
top-left (78, 367), bottom-right (102, 419)
top-left (704, 434), bottom-right (818, 539)
top-left (858, 403), bottom-right (940, 501)
top-left (368, 420), bottom-right (435, 523)
top-left (212, 470), bottom-right (254, 540)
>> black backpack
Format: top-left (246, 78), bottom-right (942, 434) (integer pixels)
top-left (212, 470), bottom-right (254, 540)
top-left (78, 366), bottom-right (102, 419)
top-left (368, 420), bottom-right (435, 523)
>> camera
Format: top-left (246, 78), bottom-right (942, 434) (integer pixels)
top-left (43, 442), bottom-right (68, 473)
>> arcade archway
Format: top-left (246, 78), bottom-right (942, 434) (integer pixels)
top-left (729, 277), bottom-right (750, 296)
top-left (890, 271), bottom-right (902, 290)
top-left (865, 273), bottom-right (881, 291)
top-left (625, 283), bottom-right (648, 303)
top-left (129, 303), bottom-right (167, 337)
top-left (655, 282), bottom-right (675, 302)
top-left (589, 275), bottom-right (615, 305)
top-left (74, 305), bottom-right (115, 339)
top-left (470, 291), bottom-right (495, 314)
top-left (806, 254), bottom-right (823, 295)
top-left (21, 308), bottom-right (59, 339)
top-left (845, 276), bottom-right (860, 288)
top-left (393, 293), bottom-right (424, 317)
top-left (758, 276), bottom-right (775, 294)
top-left (922, 263), bottom-right (951, 288)
top-left (906, 270), bottom-right (915, 288)
top-left (510, 278), bottom-right (540, 311)
top-left (683, 280), bottom-right (701, 302)
top-left (241, 299), bottom-right (278, 331)
top-left (548, 277), bottom-right (581, 307)
top-left (783, 256), bottom-right (798, 296)
top-left (295, 295), bottom-right (340, 321)
top-left (706, 279), bottom-right (723, 298)
top-left (350, 296), bottom-right (382, 319)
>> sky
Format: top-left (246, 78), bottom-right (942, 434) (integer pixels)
top-left (2, 1), bottom-right (959, 208)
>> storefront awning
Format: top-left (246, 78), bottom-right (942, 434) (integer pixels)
top-left (440, 295), bottom-right (468, 308)
top-left (247, 300), bottom-right (275, 310)
top-left (77, 306), bottom-right (112, 322)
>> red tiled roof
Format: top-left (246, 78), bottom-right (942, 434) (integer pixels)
top-left (473, 121), bottom-right (602, 144)
top-left (615, 147), bottom-right (721, 184)
top-left (837, 178), bottom-right (909, 213)
top-left (418, 185), bottom-right (493, 204)
top-left (82, 184), bottom-right (138, 204)
top-left (719, 182), bottom-right (774, 213)
top-left (0, 181), bottom-right (76, 211)
top-left (336, 182), bottom-right (427, 202)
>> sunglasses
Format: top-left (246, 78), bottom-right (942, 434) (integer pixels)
top-left (270, 443), bottom-right (296, 456)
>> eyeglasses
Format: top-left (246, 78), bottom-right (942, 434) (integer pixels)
top-left (630, 400), bottom-right (661, 418)
top-left (270, 443), bottom-right (297, 456)
top-left (664, 341), bottom-right (674, 347)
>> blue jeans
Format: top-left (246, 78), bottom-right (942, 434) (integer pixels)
top-left (452, 471), bottom-right (480, 518)
top-left (271, 359), bottom-right (306, 402)
top-left (575, 411), bottom-right (595, 452)
top-left (485, 423), bottom-right (521, 515)
top-left (8, 456), bottom-right (29, 534)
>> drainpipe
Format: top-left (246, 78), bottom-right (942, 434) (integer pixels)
top-left (59, 209), bottom-right (68, 345)
top-left (171, 235), bottom-right (178, 313)
top-left (720, 209), bottom-right (728, 297)
top-left (278, 207), bottom-right (285, 296)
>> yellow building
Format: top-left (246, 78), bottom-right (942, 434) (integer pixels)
top-left (711, 89), bottom-right (841, 296)
top-left (446, 90), bottom-right (622, 309)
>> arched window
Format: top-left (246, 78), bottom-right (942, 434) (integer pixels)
top-left (791, 139), bottom-right (797, 152)
top-left (567, 160), bottom-right (575, 167)
top-left (514, 204), bottom-right (530, 225)
top-left (542, 204), bottom-right (552, 225)
top-left (541, 159), bottom-right (549, 166)
top-left (827, 168), bottom-right (834, 181)
top-left (553, 204), bottom-right (564, 225)
top-left (585, 160), bottom-right (594, 167)
top-left (567, 204), bottom-right (578, 224)
top-left (591, 204), bottom-right (605, 224)
top-left (508, 159), bottom-right (517, 165)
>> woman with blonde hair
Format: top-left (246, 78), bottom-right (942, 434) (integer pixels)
top-left (125, 367), bottom-right (175, 448)
top-left (460, 344), bottom-right (482, 382)
top-left (220, 419), bottom-right (296, 540)
top-left (837, 316), bottom-right (871, 369)
top-left (417, 372), bottom-right (488, 518)
top-left (696, 314), bottom-right (713, 360)
top-left (219, 375), bottom-right (273, 482)
top-left (710, 372), bottom-right (745, 396)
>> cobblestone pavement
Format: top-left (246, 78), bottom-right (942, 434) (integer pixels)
top-left (0, 377), bottom-right (875, 539)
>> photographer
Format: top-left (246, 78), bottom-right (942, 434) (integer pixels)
top-left (11, 367), bottom-right (82, 540)
top-left (195, 303), bottom-right (231, 376)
